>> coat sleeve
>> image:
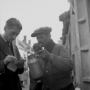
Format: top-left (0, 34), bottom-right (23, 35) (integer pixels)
top-left (51, 45), bottom-right (73, 73)
top-left (0, 60), bottom-right (5, 74)
top-left (0, 51), bottom-right (6, 74)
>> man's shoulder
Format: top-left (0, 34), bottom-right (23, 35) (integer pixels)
top-left (53, 44), bottom-right (66, 53)
top-left (0, 35), bottom-right (5, 45)
top-left (54, 44), bottom-right (65, 49)
top-left (51, 44), bottom-right (63, 54)
top-left (0, 34), bottom-right (3, 40)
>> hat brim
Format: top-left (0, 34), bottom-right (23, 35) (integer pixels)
top-left (31, 27), bottom-right (52, 37)
top-left (31, 32), bottom-right (41, 37)
top-left (31, 29), bottom-right (51, 37)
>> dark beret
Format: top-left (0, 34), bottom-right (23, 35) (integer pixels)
top-left (31, 27), bottom-right (52, 37)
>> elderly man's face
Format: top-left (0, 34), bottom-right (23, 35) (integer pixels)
top-left (36, 34), bottom-right (49, 47)
top-left (5, 27), bottom-right (21, 42)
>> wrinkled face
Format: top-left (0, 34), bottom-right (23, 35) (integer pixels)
top-left (36, 34), bottom-right (48, 47)
top-left (5, 27), bottom-right (21, 42)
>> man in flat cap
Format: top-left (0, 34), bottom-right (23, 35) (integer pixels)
top-left (31, 26), bottom-right (75, 90)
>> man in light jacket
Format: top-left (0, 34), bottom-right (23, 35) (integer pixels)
top-left (0, 18), bottom-right (25, 90)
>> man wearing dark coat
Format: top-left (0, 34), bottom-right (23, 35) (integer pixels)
top-left (31, 27), bottom-right (75, 90)
top-left (0, 18), bottom-right (25, 90)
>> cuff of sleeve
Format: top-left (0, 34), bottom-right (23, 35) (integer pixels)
top-left (49, 54), bottom-right (54, 60)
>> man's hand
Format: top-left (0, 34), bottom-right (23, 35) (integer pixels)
top-left (28, 54), bottom-right (36, 59)
top-left (15, 59), bottom-right (25, 69)
top-left (4, 55), bottom-right (17, 65)
top-left (36, 49), bottom-right (53, 60)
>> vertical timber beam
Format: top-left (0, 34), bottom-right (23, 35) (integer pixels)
top-left (74, 0), bottom-right (90, 90)
top-left (74, 0), bottom-right (83, 89)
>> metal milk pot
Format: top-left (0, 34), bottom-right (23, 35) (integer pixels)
top-left (28, 55), bottom-right (43, 79)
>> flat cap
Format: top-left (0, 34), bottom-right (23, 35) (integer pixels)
top-left (31, 27), bottom-right (52, 37)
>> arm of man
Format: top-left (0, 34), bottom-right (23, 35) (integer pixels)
top-left (50, 45), bottom-right (73, 73)
top-left (0, 51), bottom-right (7, 74)
top-left (0, 58), bottom-right (5, 74)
